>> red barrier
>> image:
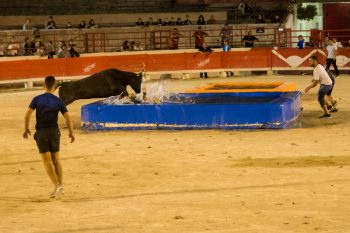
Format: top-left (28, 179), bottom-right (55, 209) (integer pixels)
top-left (0, 48), bottom-right (350, 82)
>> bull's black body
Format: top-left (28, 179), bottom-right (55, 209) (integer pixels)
top-left (58, 68), bottom-right (142, 105)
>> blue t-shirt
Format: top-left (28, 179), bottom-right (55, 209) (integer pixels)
top-left (29, 93), bottom-right (68, 130)
top-left (223, 45), bottom-right (231, 52)
top-left (297, 39), bottom-right (304, 49)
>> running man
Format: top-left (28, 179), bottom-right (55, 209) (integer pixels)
top-left (304, 56), bottom-right (333, 118)
top-left (23, 76), bottom-right (75, 198)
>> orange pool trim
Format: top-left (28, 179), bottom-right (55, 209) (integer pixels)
top-left (185, 82), bottom-right (297, 93)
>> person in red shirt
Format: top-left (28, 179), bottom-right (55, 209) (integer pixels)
top-left (193, 26), bottom-right (208, 49)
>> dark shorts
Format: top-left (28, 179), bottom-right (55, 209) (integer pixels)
top-left (318, 84), bottom-right (332, 106)
top-left (34, 128), bottom-right (61, 153)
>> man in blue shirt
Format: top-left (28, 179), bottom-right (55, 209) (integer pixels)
top-left (23, 76), bottom-right (75, 199)
top-left (297, 35), bottom-right (304, 49)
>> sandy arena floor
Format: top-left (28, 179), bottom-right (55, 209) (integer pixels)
top-left (0, 75), bottom-right (350, 233)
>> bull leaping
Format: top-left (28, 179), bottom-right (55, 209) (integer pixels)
top-left (57, 64), bottom-right (145, 105)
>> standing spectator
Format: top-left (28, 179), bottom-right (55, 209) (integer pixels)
top-left (271, 15), bottom-right (281, 24)
top-left (167, 28), bottom-right (181, 50)
top-left (223, 40), bottom-right (233, 77)
top-left (323, 36), bottom-right (330, 48)
top-left (220, 23), bottom-right (233, 47)
top-left (46, 41), bottom-right (55, 59)
top-left (207, 15), bottom-right (217, 24)
top-left (136, 18), bottom-right (144, 26)
top-left (23, 18), bottom-right (32, 30)
top-left (326, 39), bottom-right (340, 77)
top-left (297, 35), bottom-right (304, 49)
top-left (0, 39), bottom-right (5, 57)
top-left (193, 26), bottom-right (208, 49)
top-left (68, 40), bottom-right (80, 57)
top-left (238, 0), bottom-right (246, 16)
top-left (7, 36), bottom-right (19, 56)
top-left (78, 20), bottom-right (87, 29)
top-left (255, 14), bottom-right (265, 24)
top-left (198, 42), bottom-right (213, 78)
top-left (241, 31), bottom-right (259, 47)
top-left (197, 15), bottom-right (206, 25)
top-left (346, 39), bottom-right (350, 48)
top-left (28, 37), bottom-right (37, 55)
top-left (176, 17), bottom-right (183, 26)
top-left (23, 37), bottom-right (30, 56)
top-left (66, 21), bottom-right (72, 29)
top-left (121, 40), bottom-right (129, 51)
top-left (45, 16), bottom-right (57, 29)
top-left (88, 19), bottom-right (98, 28)
top-left (145, 39), bottom-right (154, 50)
top-left (183, 15), bottom-right (192, 25)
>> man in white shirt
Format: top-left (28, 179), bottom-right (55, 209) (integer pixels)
top-left (304, 56), bottom-right (333, 118)
top-left (326, 39), bottom-right (340, 76)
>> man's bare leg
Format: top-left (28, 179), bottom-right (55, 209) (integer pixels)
top-left (51, 152), bottom-right (62, 186)
top-left (41, 152), bottom-right (59, 187)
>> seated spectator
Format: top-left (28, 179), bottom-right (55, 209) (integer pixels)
top-left (332, 37), bottom-right (343, 48)
top-left (167, 28), bottom-right (182, 49)
top-left (7, 36), bottom-right (19, 56)
top-left (238, 0), bottom-right (246, 15)
top-left (255, 14), bottom-right (265, 24)
top-left (0, 39), bottom-right (5, 57)
top-left (78, 20), bottom-right (87, 29)
top-left (176, 17), bottom-right (183, 26)
top-left (89, 19), bottom-right (98, 28)
top-left (346, 39), bottom-right (350, 48)
top-left (45, 16), bottom-right (57, 29)
top-left (133, 41), bottom-right (142, 51)
top-left (23, 18), bottom-right (32, 30)
top-left (168, 17), bottom-right (176, 26)
top-left (156, 18), bottom-right (163, 26)
top-left (162, 18), bottom-right (169, 26)
top-left (136, 18), bottom-right (144, 26)
top-left (66, 21), bottom-right (72, 29)
top-left (297, 35), bottom-right (304, 49)
top-left (34, 41), bottom-right (45, 57)
top-left (121, 40), bottom-right (129, 51)
top-left (145, 39), bottom-right (154, 50)
top-left (241, 31), bottom-right (259, 47)
top-left (68, 40), bottom-right (80, 57)
top-left (193, 26), bottom-right (208, 49)
top-left (183, 15), bottom-right (192, 25)
top-left (305, 38), bottom-right (315, 47)
top-left (57, 41), bottom-right (70, 58)
top-left (46, 41), bottom-right (55, 59)
top-left (28, 37), bottom-right (37, 55)
top-left (207, 15), bottom-right (216, 24)
top-left (145, 17), bottom-right (155, 26)
top-left (197, 15), bottom-right (206, 25)
top-left (271, 15), bottom-right (281, 24)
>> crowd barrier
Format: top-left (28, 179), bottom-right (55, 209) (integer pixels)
top-left (0, 48), bottom-right (349, 84)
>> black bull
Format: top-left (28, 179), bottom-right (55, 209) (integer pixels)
top-left (58, 68), bottom-right (143, 105)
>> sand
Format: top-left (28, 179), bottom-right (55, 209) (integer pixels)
top-left (0, 75), bottom-right (350, 233)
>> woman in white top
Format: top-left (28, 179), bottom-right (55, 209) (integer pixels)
top-left (326, 39), bottom-right (340, 76)
top-left (304, 56), bottom-right (333, 118)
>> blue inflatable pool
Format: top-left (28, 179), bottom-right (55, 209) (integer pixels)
top-left (81, 92), bottom-right (302, 130)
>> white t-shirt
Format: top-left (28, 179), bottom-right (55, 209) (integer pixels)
top-left (326, 44), bottom-right (337, 59)
top-left (313, 64), bottom-right (332, 85)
